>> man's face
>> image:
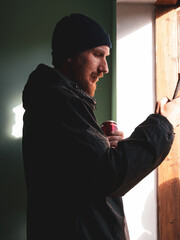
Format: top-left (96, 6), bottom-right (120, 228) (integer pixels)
top-left (69, 46), bottom-right (110, 97)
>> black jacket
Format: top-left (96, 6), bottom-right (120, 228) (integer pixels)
top-left (22, 64), bottom-right (174, 240)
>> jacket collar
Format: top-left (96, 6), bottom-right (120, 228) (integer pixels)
top-left (54, 68), bottom-right (97, 109)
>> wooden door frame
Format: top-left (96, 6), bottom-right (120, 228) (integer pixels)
top-left (155, 3), bottom-right (180, 240)
top-left (155, 0), bottom-right (179, 5)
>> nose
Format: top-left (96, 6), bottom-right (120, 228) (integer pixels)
top-left (98, 58), bottom-right (109, 74)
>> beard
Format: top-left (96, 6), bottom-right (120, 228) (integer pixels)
top-left (80, 78), bottom-right (97, 97)
top-left (83, 73), bottom-right (104, 97)
top-left (76, 72), bottom-right (103, 97)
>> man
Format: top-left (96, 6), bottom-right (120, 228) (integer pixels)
top-left (22, 13), bottom-right (180, 240)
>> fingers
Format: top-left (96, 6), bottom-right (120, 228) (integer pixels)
top-left (172, 96), bottom-right (180, 102)
top-left (107, 131), bottom-right (124, 140)
top-left (155, 96), bottom-right (180, 128)
top-left (111, 130), bottom-right (124, 138)
top-left (155, 96), bottom-right (169, 114)
top-left (107, 130), bottom-right (124, 147)
top-left (160, 96), bottom-right (169, 106)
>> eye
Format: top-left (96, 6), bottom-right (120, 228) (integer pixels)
top-left (94, 53), bottom-right (100, 57)
top-left (94, 52), bottom-right (103, 58)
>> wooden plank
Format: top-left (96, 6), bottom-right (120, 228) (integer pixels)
top-left (155, 5), bottom-right (180, 240)
top-left (155, 0), bottom-right (179, 5)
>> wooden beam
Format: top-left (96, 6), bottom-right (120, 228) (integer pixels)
top-left (155, 5), bottom-right (180, 240)
top-left (155, 0), bottom-right (179, 5)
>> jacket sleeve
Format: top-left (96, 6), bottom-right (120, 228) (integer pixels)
top-left (48, 86), bottom-right (174, 197)
top-left (94, 114), bottom-right (174, 197)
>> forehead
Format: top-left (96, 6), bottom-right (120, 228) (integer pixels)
top-left (91, 46), bottom-right (110, 55)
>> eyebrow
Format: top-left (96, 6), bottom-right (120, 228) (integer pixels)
top-left (92, 47), bottom-right (110, 56)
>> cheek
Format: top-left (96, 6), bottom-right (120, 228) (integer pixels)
top-left (82, 54), bottom-right (97, 69)
top-left (73, 55), bottom-right (97, 80)
top-left (78, 61), bottom-right (92, 78)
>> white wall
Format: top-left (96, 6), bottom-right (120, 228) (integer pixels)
top-left (116, 3), bottom-right (157, 240)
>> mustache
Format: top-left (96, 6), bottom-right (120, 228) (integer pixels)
top-left (91, 72), bottom-right (104, 79)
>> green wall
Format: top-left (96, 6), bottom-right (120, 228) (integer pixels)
top-left (0, 1), bottom-right (116, 239)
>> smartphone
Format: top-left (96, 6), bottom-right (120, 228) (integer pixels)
top-left (173, 75), bottom-right (180, 99)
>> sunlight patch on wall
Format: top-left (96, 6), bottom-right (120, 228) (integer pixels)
top-left (12, 104), bottom-right (25, 138)
top-left (116, 22), bottom-right (154, 137)
top-left (116, 4), bottom-right (156, 239)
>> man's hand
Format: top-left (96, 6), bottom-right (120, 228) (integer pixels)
top-left (107, 130), bottom-right (124, 148)
top-left (155, 96), bottom-right (180, 128)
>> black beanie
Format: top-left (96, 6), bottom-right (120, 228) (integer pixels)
top-left (51, 13), bottom-right (112, 68)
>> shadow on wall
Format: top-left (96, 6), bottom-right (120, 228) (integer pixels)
top-left (137, 178), bottom-right (180, 240)
top-left (117, 3), bottom-right (155, 40)
top-left (158, 178), bottom-right (180, 240)
top-left (137, 189), bottom-right (156, 240)
top-left (0, 138), bottom-right (27, 240)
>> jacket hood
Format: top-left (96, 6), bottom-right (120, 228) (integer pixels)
top-left (22, 64), bottom-right (96, 110)
top-left (23, 64), bottom-right (58, 110)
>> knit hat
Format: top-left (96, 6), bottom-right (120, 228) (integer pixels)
top-left (51, 13), bottom-right (112, 68)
